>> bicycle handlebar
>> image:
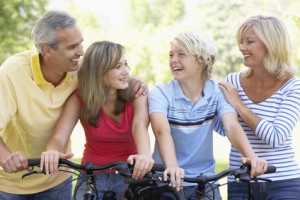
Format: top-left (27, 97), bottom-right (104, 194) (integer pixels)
top-left (27, 158), bottom-right (165, 174)
top-left (27, 158), bottom-right (128, 171)
top-left (124, 164), bottom-right (276, 184)
top-left (26, 158), bottom-right (276, 184)
top-left (184, 164), bottom-right (276, 183)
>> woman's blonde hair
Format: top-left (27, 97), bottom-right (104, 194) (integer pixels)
top-left (236, 15), bottom-right (294, 80)
top-left (171, 31), bottom-right (217, 80)
top-left (78, 41), bottom-right (132, 127)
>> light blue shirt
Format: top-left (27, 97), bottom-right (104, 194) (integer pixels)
top-left (149, 79), bottom-right (235, 181)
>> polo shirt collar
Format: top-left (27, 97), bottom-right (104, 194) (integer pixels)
top-left (31, 53), bottom-right (70, 85)
top-left (202, 80), bottom-right (214, 99)
top-left (173, 79), bottom-right (214, 100)
top-left (174, 80), bottom-right (185, 99)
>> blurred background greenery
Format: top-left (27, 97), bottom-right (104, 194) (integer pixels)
top-left (2, 1), bottom-right (299, 198)
top-left (1, 0), bottom-right (300, 88)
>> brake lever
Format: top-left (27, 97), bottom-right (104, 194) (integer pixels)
top-left (238, 174), bottom-right (251, 182)
top-left (22, 170), bottom-right (45, 179)
top-left (235, 164), bottom-right (273, 183)
top-left (115, 163), bottom-right (132, 177)
top-left (233, 164), bottom-right (251, 182)
top-left (252, 177), bottom-right (272, 182)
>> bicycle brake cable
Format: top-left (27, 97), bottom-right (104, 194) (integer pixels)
top-left (22, 170), bottom-right (44, 179)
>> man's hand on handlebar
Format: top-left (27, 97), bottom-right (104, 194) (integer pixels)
top-left (240, 156), bottom-right (268, 177)
top-left (130, 76), bottom-right (148, 98)
top-left (0, 151), bottom-right (29, 173)
top-left (40, 150), bottom-right (73, 174)
top-left (127, 154), bottom-right (154, 179)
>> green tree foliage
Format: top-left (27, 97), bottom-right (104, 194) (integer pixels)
top-left (0, 0), bottom-right (47, 65)
top-left (122, 0), bottom-right (300, 84)
top-left (128, 0), bottom-right (184, 27)
top-left (125, 0), bottom-right (185, 86)
top-left (3, 0), bottom-right (299, 81)
top-left (178, 0), bottom-right (246, 80)
top-left (174, 0), bottom-right (300, 80)
top-left (63, 2), bottom-right (104, 46)
top-left (284, 1), bottom-right (300, 71)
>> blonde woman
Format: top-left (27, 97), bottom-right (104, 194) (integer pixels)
top-left (219, 15), bottom-right (300, 199)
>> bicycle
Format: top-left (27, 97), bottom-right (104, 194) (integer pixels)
top-left (24, 158), bottom-right (276, 200)
top-left (24, 158), bottom-right (168, 200)
top-left (123, 163), bottom-right (276, 200)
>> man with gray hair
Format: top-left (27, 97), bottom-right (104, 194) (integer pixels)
top-left (0, 10), bottom-right (147, 199)
top-left (0, 11), bottom-right (83, 199)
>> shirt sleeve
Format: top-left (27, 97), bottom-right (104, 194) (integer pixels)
top-left (148, 85), bottom-right (169, 116)
top-left (214, 75), bottom-right (237, 136)
top-left (0, 71), bottom-right (17, 132)
top-left (255, 80), bottom-right (300, 147)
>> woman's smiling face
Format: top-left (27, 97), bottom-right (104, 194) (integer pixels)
top-left (239, 26), bottom-right (267, 68)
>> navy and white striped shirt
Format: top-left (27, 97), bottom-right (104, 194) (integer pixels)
top-left (224, 72), bottom-right (300, 181)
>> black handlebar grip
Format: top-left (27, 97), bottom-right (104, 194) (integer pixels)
top-left (152, 163), bottom-right (165, 172)
top-left (124, 177), bottom-right (151, 184)
top-left (265, 165), bottom-right (276, 174)
top-left (28, 158), bottom-right (41, 166)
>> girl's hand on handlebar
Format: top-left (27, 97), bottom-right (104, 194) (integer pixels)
top-left (240, 156), bottom-right (268, 177)
top-left (40, 151), bottom-right (73, 174)
top-left (127, 154), bottom-right (154, 179)
top-left (164, 166), bottom-right (184, 191)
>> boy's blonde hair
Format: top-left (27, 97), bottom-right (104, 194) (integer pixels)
top-left (171, 31), bottom-right (218, 80)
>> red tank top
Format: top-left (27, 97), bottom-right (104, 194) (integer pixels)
top-left (76, 91), bottom-right (137, 165)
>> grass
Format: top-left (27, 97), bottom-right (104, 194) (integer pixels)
top-left (216, 160), bottom-right (229, 174)
top-left (73, 157), bottom-right (82, 164)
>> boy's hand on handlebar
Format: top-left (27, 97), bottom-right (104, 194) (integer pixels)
top-left (127, 154), bottom-right (154, 179)
top-left (40, 151), bottom-right (73, 174)
top-left (164, 166), bottom-right (184, 191)
top-left (0, 151), bottom-right (28, 173)
top-left (240, 156), bottom-right (268, 177)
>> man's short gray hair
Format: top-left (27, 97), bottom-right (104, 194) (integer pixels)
top-left (31, 11), bottom-right (76, 55)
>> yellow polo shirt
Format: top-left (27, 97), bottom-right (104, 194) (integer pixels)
top-left (0, 50), bottom-right (78, 194)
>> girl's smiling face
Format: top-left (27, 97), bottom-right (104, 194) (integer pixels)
top-left (106, 54), bottom-right (129, 90)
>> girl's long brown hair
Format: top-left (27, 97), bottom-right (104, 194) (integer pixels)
top-left (78, 41), bottom-right (132, 127)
